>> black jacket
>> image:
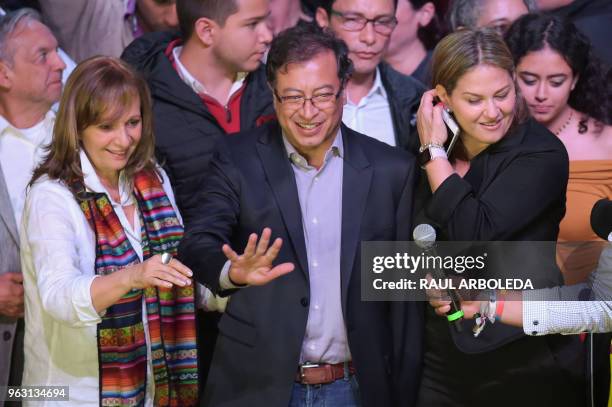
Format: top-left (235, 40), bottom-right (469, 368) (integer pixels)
top-left (179, 122), bottom-right (423, 407)
top-left (416, 118), bottom-right (571, 350)
top-left (122, 31), bottom-right (275, 224)
top-left (551, 0), bottom-right (612, 68)
top-left (413, 119), bottom-right (587, 407)
top-left (379, 62), bottom-right (426, 154)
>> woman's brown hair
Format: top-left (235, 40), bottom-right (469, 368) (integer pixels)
top-left (432, 28), bottom-right (529, 126)
top-left (30, 56), bottom-right (156, 189)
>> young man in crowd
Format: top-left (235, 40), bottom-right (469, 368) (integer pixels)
top-left (315, 0), bottom-right (425, 153)
top-left (122, 0), bottom-right (274, 225)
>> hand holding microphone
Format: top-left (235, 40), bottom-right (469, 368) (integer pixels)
top-left (413, 223), bottom-right (464, 332)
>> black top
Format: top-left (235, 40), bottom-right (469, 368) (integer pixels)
top-left (413, 119), bottom-right (587, 407)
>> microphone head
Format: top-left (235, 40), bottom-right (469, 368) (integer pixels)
top-left (413, 224), bottom-right (437, 249)
top-left (591, 198), bottom-right (612, 241)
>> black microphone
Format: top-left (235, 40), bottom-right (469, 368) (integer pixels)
top-left (590, 198), bottom-right (612, 242)
top-left (413, 223), bottom-right (464, 332)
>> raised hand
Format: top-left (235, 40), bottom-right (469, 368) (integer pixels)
top-left (223, 227), bottom-right (294, 286)
top-left (416, 89), bottom-right (449, 147)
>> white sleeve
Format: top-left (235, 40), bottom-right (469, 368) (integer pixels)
top-left (522, 244), bottom-right (612, 335)
top-left (23, 182), bottom-right (101, 327)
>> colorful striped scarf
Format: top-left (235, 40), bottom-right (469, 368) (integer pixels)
top-left (76, 169), bottom-right (198, 406)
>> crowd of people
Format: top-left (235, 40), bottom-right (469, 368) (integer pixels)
top-left (0, 0), bottom-right (610, 406)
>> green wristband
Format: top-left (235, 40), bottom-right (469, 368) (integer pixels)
top-left (446, 310), bottom-right (464, 322)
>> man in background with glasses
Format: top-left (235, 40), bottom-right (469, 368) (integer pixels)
top-left (180, 22), bottom-right (422, 407)
top-left (315, 0), bottom-right (425, 153)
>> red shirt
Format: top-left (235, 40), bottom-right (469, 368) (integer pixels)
top-left (165, 40), bottom-right (245, 134)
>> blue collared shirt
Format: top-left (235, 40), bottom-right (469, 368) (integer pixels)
top-left (282, 131), bottom-right (352, 364)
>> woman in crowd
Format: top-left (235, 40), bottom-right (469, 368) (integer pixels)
top-left (20, 56), bottom-right (198, 406)
top-left (414, 28), bottom-right (585, 406)
top-left (384, 0), bottom-right (442, 85)
top-left (505, 14), bottom-right (612, 284)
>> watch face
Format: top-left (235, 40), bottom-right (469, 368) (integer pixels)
top-left (418, 148), bottom-right (432, 168)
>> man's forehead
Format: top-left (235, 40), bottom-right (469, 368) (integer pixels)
top-left (6, 23), bottom-right (57, 62)
top-left (232, 0), bottom-right (270, 19)
top-left (276, 55), bottom-right (340, 89)
top-left (11, 19), bottom-right (53, 43)
top-left (332, 0), bottom-right (395, 15)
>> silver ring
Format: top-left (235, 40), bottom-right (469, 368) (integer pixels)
top-left (161, 253), bottom-right (172, 265)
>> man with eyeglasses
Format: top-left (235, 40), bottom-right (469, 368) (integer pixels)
top-left (315, 0), bottom-right (425, 153)
top-left (180, 22), bottom-right (423, 407)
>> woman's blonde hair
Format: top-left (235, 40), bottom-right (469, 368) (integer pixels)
top-left (31, 56), bottom-right (156, 189)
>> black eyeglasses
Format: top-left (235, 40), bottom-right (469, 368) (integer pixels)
top-left (330, 9), bottom-right (398, 35)
top-left (274, 88), bottom-right (343, 111)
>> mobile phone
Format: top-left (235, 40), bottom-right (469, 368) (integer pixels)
top-left (441, 108), bottom-right (460, 156)
top-left (433, 98), bottom-right (461, 156)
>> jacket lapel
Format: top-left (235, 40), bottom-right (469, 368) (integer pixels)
top-left (339, 125), bottom-right (373, 312)
top-left (0, 162), bottom-right (19, 245)
top-left (255, 122), bottom-right (309, 281)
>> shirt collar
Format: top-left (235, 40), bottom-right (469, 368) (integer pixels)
top-left (369, 67), bottom-right (387, 99)
top-left (0, 109), bottom-right (55, 145)
top-left (79, 149), bottom-right (132, 206)
top-left (345, 66), bottom-right (387, 106)
top-left (172, 45), bottom-right (247, 101)
top-left (282, 128), bottom-right (344, 171)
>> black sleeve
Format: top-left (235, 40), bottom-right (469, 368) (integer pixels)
top-left (178, 142), bottom-right (240, 296)
top-left (426, 146), bottom-right (569, 241)
top-left (395, 155), bottom-right (418, 241)
top-left (392, 155), bottom-right (424, 407)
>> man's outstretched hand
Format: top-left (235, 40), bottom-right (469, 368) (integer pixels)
top-left (223, 228), bottom-right (294, 286)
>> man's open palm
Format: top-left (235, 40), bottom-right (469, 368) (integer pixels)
top-left (223, 228), bottom-right (294, 286)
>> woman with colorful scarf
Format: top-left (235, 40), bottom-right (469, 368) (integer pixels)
top-left (20, 56), bottom-right (198, 406)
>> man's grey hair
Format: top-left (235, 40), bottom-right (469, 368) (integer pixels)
top-left (448, 0), bottom-right (537, 31)
top-left (0, 8), bottom-right (42, 65)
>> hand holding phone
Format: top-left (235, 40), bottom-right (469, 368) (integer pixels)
top-left (433, 97), bottom-right (461, 155)
top-left (441, 107), bottom-right (460, 155)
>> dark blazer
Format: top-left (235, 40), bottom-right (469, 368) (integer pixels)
top-left (379, 62), bottom-right (426, 155)
top-left (180, 121), bottom-right (423, 407)
top-left (414, 119), bottom-right (587, 407)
